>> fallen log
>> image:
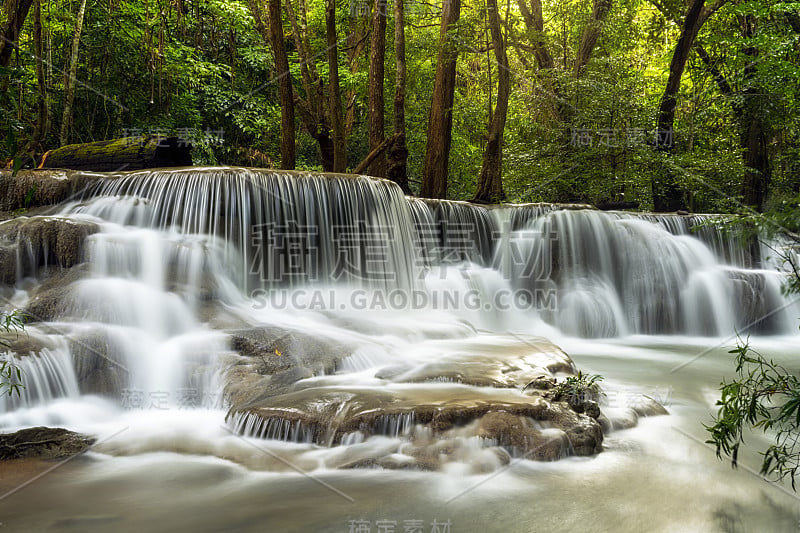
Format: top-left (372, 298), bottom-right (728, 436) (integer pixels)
top-left (39, 135), bottom-right (192, 172)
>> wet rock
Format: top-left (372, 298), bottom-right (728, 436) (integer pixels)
top-left (582, 400), bottom-right (601, 419)
top-left (69, 331), bottom-right (127, 396)
top-left (225, 326), bottom-right (354, 407)
top-left (0, 427), bottom-right (94, 460)
top-left (475, 411), bottom-right (569, 460)
top-left (0, 170), bottom-right (102, 212)
top-left (727, 271), bottom-right (784, 334)
top-left (381, 338), bottom-right (575, 389)
top-left (0, 244), bottom-right (16, 284)
top-left (229, 385), bottom-right (604, 461)
top-left (0, 216), bottom-right (99, 278)
top-left (0, 329), bottom-right (59, 355)
top-left (604, 408), bottom-right (639, 430)
top-left (23, 264), bottom-right (89, 322)
top-left (596, 413), bottom-right (612, 433)
top-left (628, 395), bottom-right (669, 417)
top-left (523, 376), bottom-right (556, 391)
top-left (562, 416), bottom-right (604, 455)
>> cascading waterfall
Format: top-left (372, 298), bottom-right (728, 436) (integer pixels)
top-left (0, 345), bottom-right (79, 411)
top-left (1, 166), bottom-right (799, 455)
top-left (63, 168), bottom-right (420, 292)
top-left (3, 167), bottom-right (800, 532)
top-left (46, 167), bottom-right (795, 341)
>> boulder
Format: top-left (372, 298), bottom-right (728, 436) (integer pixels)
top-left (0, 427), bottom-right (94, 460)
top-left (0, 216), bottom-right (99, 281)
top-left (224, 325), bottom-right (354, 408)
top-left (228, 384), bottom-right (603, 459)
top-left (475, 411), bottom-right (570, 460)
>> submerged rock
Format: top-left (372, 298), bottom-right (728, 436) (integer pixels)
top-left (0, 427), bottom-right (94, 460)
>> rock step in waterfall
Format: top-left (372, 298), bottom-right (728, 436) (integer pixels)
top-left (0, 167), bottom-right (794, 472)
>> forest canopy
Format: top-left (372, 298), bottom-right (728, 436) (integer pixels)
top-left (1, 0), bottom-right (799, 211)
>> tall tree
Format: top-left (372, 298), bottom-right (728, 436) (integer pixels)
top-left (31, 0), bottom-right (47, 148)
top-left (386, 0), bottom-right (410, 194)
top-left (268, 0), bottom-right (296, 169)
top-left (574, 0), bottom-right (612, 76)
top-left (283, 0), bottom-right (336, 170)
top-left (366, 0), bottom-right (387, 177)
top-left (474, 0), bottom-right (508, 203)
top-left (59, 0), bottom-right (88, 145)
top-left (0, 0), bottom-right (33, 68)
top-left (247, 0), bottom-right (296, 169)
top-left (738, 15), bottom-right (770, 211)
top-left (421, 0), bottom-right (462, 199)
top-left (652, 0), bottom-right (728, 211)
top-left (325, 0), bottom-right (346, 172)
top-left (516, 0), bottom-right (554, 71)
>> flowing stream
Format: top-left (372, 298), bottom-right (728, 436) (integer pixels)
top-left (0, 168), bottom-right (798, 532)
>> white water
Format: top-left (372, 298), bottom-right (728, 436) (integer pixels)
top-left (0, 168), bottom-right (798, 532)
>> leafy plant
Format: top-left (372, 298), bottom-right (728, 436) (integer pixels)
top-left (0, 310), bottom-right (27, 398)
top-left (706, 339), bottom-right (800, 489)
top-left (552, 371), bottom-right (604, 403)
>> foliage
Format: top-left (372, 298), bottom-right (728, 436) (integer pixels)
top-left (0, 0), bottom-right (797, 207)
top-left (552, 371), bottom-right (604, 403)
top-left (706, 339), bottom-right (800, 490)
top-left (707, 196), bottom-right (800, 489)
top-left (0, 310), bottom-right (27, 398)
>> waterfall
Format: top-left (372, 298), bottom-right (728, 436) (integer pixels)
top-left (2, 166), bottom-right (798, 446)
top-left (47, 167), bottom-right (798, 339)
top-left (61, 168), bottom-right (420, 292)
top-left (0, 345), bottom-right (80, 411)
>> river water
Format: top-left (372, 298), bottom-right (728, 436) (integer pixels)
top-left (0, 168), bottom-right (798, 532)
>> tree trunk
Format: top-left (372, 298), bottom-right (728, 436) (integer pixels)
top-left (574, 0), bottom-right (611, 76)
top-left (421, 0), bottom-right (461, 199)
top-left (267, 0), bottom-right (296, 169)
top-left (516, 0), bottom-right (553, 71)
top-left (515, 0), bottom-right (568, 122)
top-left (59, 0), bottom-right (88, 146)
top-left (696, 41), bottom-right (769, 211)
top-left (739, 15), bottom-right (770, 211)
top-left (325, 0), bottom-right (346, 172)
top-left (318, 132), bottom-right (335, 172)
top-left (386, 0), bottom-right (411, 194)
top-left (0, 0), bottom-right (33, 68)
top-left (344, 19), bottom-right (369, 137)
top-left (284, 0), bottom-right (332, 169)
top-left (32, 0), bottom-right (48, 147)
top-left (366, 0), bottom-right (387, 177)
top-left (652, 0), bottom-right (726, 212)
top-left (474, 0), bottom-right (508, 203)
top-left (354, 133), bottom-right (398, 174)
top-left (247, 0), bottom-right (296, 169)
top-left (656, 0), bottom-right (705, 145)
